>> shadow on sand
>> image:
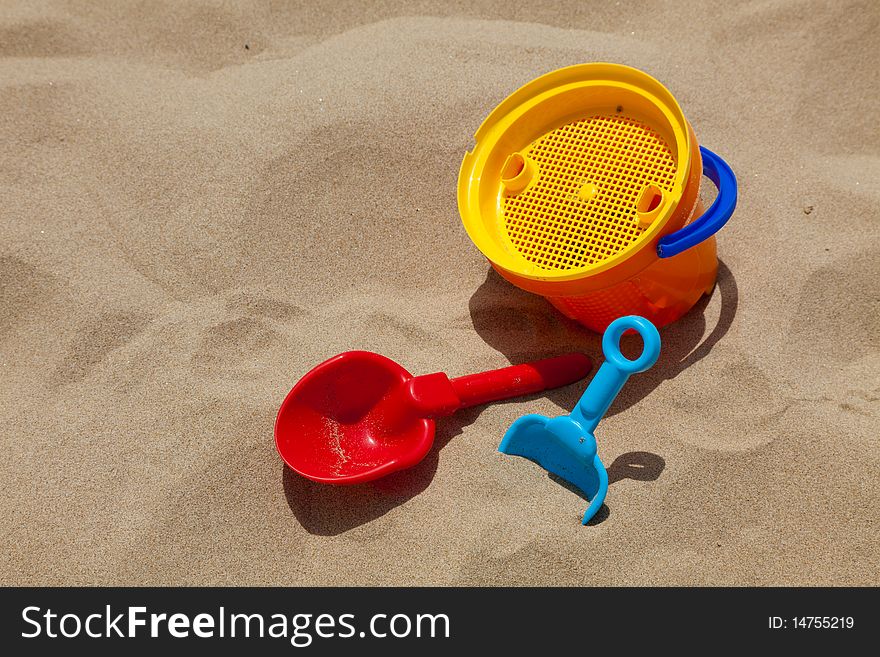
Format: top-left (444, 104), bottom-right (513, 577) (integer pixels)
top-left (284, 262), bottom-right (736, 532)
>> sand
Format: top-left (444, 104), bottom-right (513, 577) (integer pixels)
top-left (1, 0), bottom-right (877, 586)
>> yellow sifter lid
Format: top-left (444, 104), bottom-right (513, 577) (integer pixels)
top-left (458, 63), bottom-right (694, 282)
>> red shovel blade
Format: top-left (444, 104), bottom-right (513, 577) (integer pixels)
top-left (275, 351), bottom-right (433, 485)
top-left (274, 351), bottom-right (592, 485)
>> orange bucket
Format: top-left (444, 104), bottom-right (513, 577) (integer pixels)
top-left (458, 63), bottom-right (737, 333)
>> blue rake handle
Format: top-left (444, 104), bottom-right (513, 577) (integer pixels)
top-left (498, 315), bottom-right (660, 525)
top-left (570, 316), bottom-right (661, 435)
top-left (575, 315), bottom-right (660, 523)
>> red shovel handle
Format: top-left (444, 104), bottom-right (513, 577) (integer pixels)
top-left (449, 353), bottom-right (592, 409)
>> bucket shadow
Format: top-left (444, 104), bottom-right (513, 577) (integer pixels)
top-left (548, 450), bottom-right (667, 525)
top-left (468, 260), bottom-right (738, 417)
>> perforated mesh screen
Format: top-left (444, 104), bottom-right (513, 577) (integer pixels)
top-left (502, 114), bottom-right (677, 271)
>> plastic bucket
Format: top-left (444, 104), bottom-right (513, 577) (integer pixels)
top-left (458, 63), bottom-right (737, 332)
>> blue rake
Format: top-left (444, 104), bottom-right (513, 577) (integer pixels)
top-left (499, 315), bottom-right (661, 524)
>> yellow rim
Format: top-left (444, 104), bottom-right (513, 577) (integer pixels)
top-left (458, 63), bottom-right (692, 282)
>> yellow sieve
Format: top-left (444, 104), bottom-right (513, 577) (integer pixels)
top-left (458, 63), bottom-right (694, 282)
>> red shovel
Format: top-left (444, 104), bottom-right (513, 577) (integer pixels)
top-left (275, 350), bottom-right (592, 484)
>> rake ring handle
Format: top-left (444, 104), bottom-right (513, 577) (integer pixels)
top-left (575, 316), bottom-right (661, 433)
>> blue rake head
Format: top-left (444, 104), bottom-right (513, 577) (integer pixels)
top-left (499, 315), bottom-right (661, 524)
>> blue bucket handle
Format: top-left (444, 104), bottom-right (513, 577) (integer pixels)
top-left (657, 146), bottom-right (737, 259)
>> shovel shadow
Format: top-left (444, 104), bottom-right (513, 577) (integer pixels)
top-left (282, 406), bottom-right (481, 536)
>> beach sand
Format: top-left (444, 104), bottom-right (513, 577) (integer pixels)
top-left (1, 0), bottom-right (877, 585)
